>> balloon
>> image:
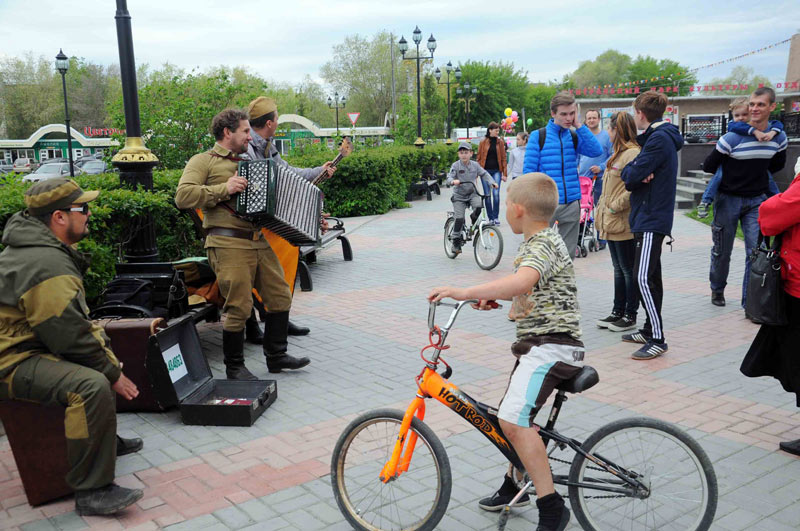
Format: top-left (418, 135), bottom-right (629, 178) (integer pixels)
top-left (511, 111), bottom-right (518, 118)
top-left (504, 107), bottom-right (512, 117)
top-left (526, 118), bottom-right (533, 126)
top-left (512, 115), bottom-right (518, 123)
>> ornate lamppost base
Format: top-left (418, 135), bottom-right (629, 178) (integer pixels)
top-left (414, 137), bottom-right (426, 148)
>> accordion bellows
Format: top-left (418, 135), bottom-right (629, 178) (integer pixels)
top-left (235, 160), bottom-right (322, 245)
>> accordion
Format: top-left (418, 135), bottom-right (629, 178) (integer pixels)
top-left (235, 159), bottom-right (323, 245)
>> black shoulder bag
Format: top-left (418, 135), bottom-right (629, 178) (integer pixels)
top-left (745, 233), bottom-right (787, 326)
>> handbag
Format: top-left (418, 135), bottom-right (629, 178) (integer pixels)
top-left (745, 233), bottom-right (787, 326)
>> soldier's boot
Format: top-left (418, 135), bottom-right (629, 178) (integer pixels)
top-left (264, 311), bottom-right (310, 373)
top-left (222, 330), bottom-right (258, 381)
top-left (116, 435), bottom-right (143, 457)
top-left (287, 320), bottom-right (310, 336)
top-left (245, 310), bottom-right (264, 344)
top-left (75, 483), bottom-right (143, 516)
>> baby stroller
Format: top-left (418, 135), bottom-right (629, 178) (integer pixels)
top-left (576, 175), bottom-right (600, 258)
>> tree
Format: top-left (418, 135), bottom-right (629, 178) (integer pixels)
top-left (0, 53), bottom-right (61, 138)
top-left (565, 50), bottom-right (697, 96)
top-left (710, 66), bottom-right (771, 95)
top-left (321, 31), bottom-right (411, 127)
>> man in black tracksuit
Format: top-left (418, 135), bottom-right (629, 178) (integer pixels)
top-left (621, 92), bottom-right (683, 360)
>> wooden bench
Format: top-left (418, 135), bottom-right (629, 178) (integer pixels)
top-left (297, 217), bottom-right (353, 291)
top-left (0, 401), bottom-right (71, 506)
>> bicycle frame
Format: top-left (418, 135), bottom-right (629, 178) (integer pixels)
top-left (380, 300), bottom-right (649, 498)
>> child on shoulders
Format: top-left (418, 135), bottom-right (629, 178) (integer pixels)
top-left (697, 97), bottom-right (783, 218)
top-left (429, 172), bottom-right (581, 531)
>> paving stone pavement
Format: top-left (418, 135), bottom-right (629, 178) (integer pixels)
top-left (2, 187), bottom-right (799, 530)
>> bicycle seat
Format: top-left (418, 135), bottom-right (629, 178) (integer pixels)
top-left (556, 365), bottom-right (599, 394)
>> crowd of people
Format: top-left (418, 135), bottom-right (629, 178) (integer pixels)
top-left (0, 83), bottom-right (797, 529)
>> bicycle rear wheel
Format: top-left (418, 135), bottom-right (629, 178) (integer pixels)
top-left (331, 408), bottom-right (452, 531)
top-left (443, 217), bottom-right (458, 259)
top-left (473, 224), bottom-right (503, 270)
top-left (568, 417), bottom-right (717, 531)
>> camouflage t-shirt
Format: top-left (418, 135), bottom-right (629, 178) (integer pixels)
top-left (511, 227), bottom-right (582, 340)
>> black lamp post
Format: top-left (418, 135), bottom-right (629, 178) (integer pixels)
top-left (55, 50), bottom-right (75, 178)
top-left (434, 61), bottom-right (461, 144)
top-left (327, 92), bottom-right (346, 136)
top-left (398, 26), bottom-right (436, 148)
top-left (111, 0), bottom-right (159, 262)
top-left (456, 82), bottom-right (478, 140)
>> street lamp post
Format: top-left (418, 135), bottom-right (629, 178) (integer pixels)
top-left (434, 61), bottom-right (461, 144)
top-left (398, 26), bottom-right (436, 148)
top-left (111, 0), bottom-right (160, 262)
top-left (327, 92), bottom-right (346, 136)
top-left (55, 50), bottom-right (75, 178)
top-left (456, 82), bottom-right (478, 140)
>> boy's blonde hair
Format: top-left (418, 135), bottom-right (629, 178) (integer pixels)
top-left (506, 173), bottom-right (558, 222)
top-left (729, 97), bottom-right (748, 112)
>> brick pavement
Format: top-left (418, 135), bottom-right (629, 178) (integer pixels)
top-left (2, 187), bottom-right (799, 530)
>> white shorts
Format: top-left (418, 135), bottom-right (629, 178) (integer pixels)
top-left (497, 342), bottom-right (584, 428)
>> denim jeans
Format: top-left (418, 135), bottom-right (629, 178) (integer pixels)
top-left (607, 239), bottom-right (638, 317)
top-left (709, 191), bottom-right (766, 307)
top-left (482, 170), bottom-right (503, 221)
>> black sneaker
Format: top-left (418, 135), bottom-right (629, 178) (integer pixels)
top-left (75, 483), bottom-right (143, 516)
top-left (711, 290), bottom-right (725, 307)
top-left (596, 313), bottom-right (622, 329)
top-left (621, 331), bottom-right (650, 344)
top-left (607, 315), bottom-right (637, 332)
top-left (536, 505), bottom-right (571, 531)
top-left (632, 340), bottom-right (668, 360)
top-left (478, 474), bottom-right (530, 511)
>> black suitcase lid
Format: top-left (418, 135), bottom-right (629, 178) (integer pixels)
top-left (146, 314), bottom-right (213, 406)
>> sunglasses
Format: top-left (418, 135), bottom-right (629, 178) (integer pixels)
top-left (61, 204), bottom-right (90, 215)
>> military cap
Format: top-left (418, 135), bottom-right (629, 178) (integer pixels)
top-left (457, 141), bottom-right (474, 151)
top-left (24, 178), bottom-right (99, 216)
top-left (247, 97), bottom-right (278, 120)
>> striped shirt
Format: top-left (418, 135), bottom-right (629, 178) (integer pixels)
top-left (704, 130), bottom-right (788, 197)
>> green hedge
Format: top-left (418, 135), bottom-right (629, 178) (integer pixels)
top-left (0, 171), bottom-right (201, 304)
top-left (286, 143), bottom-right (459, 217)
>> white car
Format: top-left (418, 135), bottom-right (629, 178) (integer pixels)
top-left (22, 163), bottom-right (80, 182)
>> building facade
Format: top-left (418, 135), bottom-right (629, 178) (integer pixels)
top-left (0, 124), bottom-right (119, 164)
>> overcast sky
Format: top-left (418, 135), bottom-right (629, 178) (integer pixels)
top-left (1, 0), bottom-right (798, 88)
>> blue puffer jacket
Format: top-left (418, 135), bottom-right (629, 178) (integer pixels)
top-left (522, 119), bottom-right (603, 204)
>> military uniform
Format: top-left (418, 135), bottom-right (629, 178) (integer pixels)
top-left (175, 142), bottom-right (292, 331)
top-left (0, 180), bottom-right (137, 503)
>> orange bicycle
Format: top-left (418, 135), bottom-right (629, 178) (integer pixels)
top-left (330, 299), bottom-right (718, 531)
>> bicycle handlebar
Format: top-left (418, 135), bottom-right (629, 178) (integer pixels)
top-left (427, 299), bottom-right (480, 332)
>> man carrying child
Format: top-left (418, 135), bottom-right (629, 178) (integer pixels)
top-left (446, 141), bottom-right (498, 253)
top-left (430, 173), bottom-right (580, 531)
top-left (703, 87), bottom-right (788, 311)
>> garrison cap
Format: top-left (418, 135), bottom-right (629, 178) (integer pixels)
top-left (457, 141), bottom-right (474, 151)
top-left (24, 178), bottom-right (99, 216)
top-left (247, 97), bottom-right (278, 120)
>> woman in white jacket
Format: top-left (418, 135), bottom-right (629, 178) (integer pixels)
top-left (507, 132), bottom-right (528, 180)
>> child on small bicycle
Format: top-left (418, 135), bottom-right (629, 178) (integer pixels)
top-left (446, 141), bottom-right (498, 253)
top-left (429, 172), bottom-right (582, 531)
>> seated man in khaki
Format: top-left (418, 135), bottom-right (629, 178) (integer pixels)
top-left (0, 178), bottom-right (144, 516)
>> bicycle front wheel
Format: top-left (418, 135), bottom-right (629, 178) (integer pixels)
top-left (331, 408), bottom-right (452, 531)
top-left (473, 225), bottom-right (503, 270)
top-left (443, 217), bottom-right (458, 259)
top-left (568, 417), bottom-right (717, 531)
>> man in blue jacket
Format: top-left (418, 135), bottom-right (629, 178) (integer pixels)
top-left (620, 91), bottom-right (683, 360)
top-left (523, 92), bottom-right (602, 258)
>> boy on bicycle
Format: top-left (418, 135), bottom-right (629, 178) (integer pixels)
top-left (446, 141), bottom-right (498, 253)
top-left (429, 172), bottom-right (581, 531)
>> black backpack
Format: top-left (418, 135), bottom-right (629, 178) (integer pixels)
top-left (537, 126), bottom-right (578, 152)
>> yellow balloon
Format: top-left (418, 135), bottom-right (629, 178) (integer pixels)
top-left (504, 107), bottom-right (512, 117)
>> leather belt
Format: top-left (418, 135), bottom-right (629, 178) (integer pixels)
top-left (206, 227), bottom-right (260, 241)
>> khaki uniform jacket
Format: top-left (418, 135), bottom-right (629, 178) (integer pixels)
top-left (595, 147), bottom-right (640, 241)
top-left (175, 143), bottom-right (268, 250)
top-left (0, 212), bottom-right (121, 382)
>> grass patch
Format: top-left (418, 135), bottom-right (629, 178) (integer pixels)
top-left (685, 205), bottom-right (745, 240)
